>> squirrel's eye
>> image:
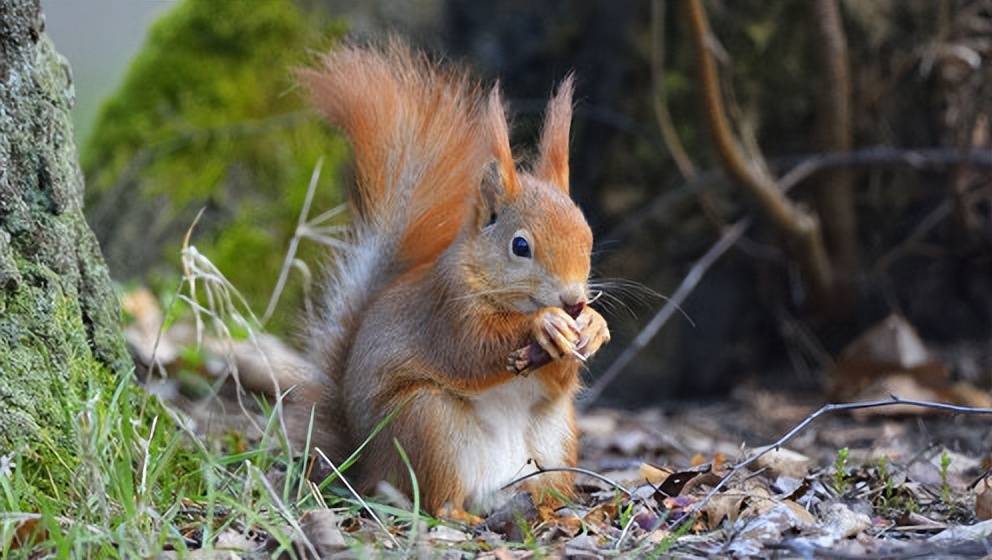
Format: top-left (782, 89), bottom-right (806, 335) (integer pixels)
top-left (511, 236), bottom-right (531, 259)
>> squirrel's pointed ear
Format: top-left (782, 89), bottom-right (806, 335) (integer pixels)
top-left (534, 74), bottom-right (574, 193)
top-left (485, 84), bottom-right (520, 198)
top-left (476, 161), bottom-right (504, 230)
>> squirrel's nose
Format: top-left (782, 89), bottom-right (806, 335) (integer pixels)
top-left (560, 290), bottom-right (586, 319)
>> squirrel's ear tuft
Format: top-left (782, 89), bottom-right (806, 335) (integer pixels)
top-left (486, 84), bottom-right (521, 199)
top-left (535, 74), bottom-right (574, 193)
top-left (476, 161), bottom-right (505, 230)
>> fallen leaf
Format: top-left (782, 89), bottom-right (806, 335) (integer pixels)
top-left (949, 381), bottom-right (992, 408)
top-left (701, 492), bottom-right (745, 529)
top-left (754, 447), bottom-right (811, 478)
top-left (10, 518), bottom-right (46, 550)
top-left (552, 511), bottom-right (583, 538)
top-left (639, 463), bottom-right (671, 485)
top-left (657, 464), bottom-right (710, 497)
top-left (813, 502), bottom-right (872, 546)
top-left (429, 525), bottom-right (469, 543)
top-left (583, 502), bottom-right (618, 529)
top-left (728, 500), bottom-right (817, 557)
top-left (214, 529), bottom-right (258, 553)
top-left (928, 519), bottom-right (992, 543)
top-left (299, 509), bottom-right (346, 555)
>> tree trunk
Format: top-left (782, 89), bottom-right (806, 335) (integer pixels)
top-left (0, 0), bottom-right (129, 475)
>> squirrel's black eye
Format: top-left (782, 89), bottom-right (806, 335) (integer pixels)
top-left (511, 236), bottom-right (531, 258)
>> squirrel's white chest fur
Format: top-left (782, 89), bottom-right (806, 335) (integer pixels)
top-left (455, 375), bottom-right (572, 512)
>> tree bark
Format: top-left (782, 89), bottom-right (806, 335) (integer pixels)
top-left (0, 0), bottom-right (129, 468)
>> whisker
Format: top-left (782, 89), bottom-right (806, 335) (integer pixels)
top-left (588, 277), bottom-right (696, 327)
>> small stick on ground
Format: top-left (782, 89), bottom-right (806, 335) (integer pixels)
top-left (501, 465), bottom-right (635, 499)
top-left (668, 396), bottom-right (992, 531)
top-left (313, 447), bottom-right (401, 549)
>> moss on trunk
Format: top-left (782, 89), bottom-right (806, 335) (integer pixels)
top-left (0, 0), bottom-right (129, 492)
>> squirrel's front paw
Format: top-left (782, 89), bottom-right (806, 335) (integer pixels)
top-left (576, 306), bottom-right (610, 359)
top-left (532, 307), bottom-right (580, 361)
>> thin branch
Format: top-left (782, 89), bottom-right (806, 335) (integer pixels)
top-left (586, 147), bottom-right (992, 403)
top-left (313, 447), bottom-right (401, 549)
top-left (601, 146), bottom-right (992, 249)
top-left (812, 0), bottom-right (858, 305)
top-left (685, 0), bottom-right (834, 300)
top-left (580, 219), bottom-right (750, 407)
top-left (669, 396), bottom-right (992, 530)
top-left (501, 465), bottom-right (635, 498)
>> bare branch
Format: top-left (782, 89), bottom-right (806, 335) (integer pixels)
top-left (685, 0), bottom-right (834, 300)
top-left (580, 219), bottom-right (750, 407)
top-left (812, 0), bottom-right (858, 308)
top-left (669, 396), bottom-right (992, 530)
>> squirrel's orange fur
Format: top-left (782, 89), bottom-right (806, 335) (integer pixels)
top-left (292, 40), bottom-right (610, 516)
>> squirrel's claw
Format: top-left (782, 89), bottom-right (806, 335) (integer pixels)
top-left (576, 306), bottom-right (610, 359)
top-left (533, 307), bottom-right (579, 362)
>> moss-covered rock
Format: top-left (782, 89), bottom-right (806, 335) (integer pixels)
top-left (83, 0), bottom-right (348, 332)
top-left (0, 0), bottom-right (129, 493)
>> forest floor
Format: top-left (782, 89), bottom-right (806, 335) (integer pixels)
top-left (144, 384), bottom-right (992, 558)
top-left (4, 365), bottom-right (990, 558)
top-left (8, 278), bottom-right (989, 558)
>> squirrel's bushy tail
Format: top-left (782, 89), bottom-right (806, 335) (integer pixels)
top-left (296, 41), bottom-right (491, 412)
top-left (298, 40), bottom-right (490, 267)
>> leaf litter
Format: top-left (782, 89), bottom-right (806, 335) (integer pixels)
top-left (106, 290), bottom-right (992, 558)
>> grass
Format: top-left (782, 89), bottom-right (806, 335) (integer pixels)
top-left (0, 370), bottom-right (456, 557)
top-left (0, 206), bottom-right (485, 557)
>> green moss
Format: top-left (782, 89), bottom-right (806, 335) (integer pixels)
top-left (0, 259), bottom-right (114, 500)
top-left (83, 0), bottom-right (349, 332)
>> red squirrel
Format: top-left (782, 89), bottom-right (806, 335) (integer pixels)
top-left (288, 40), bottom-right (610, 518)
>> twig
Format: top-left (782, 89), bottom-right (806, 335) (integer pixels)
top-left (501, 465), bottom-right (634, 498)
top-left (811, 0), bottom-right (858, 301)
top-left (249, 461), bottom-right (320, 559)
top-left (686, 0), bottom-right (834, 301)
top-left (586, 147), bottom-right (992, 404)
top-left (313, 447), bottom-right (401, 549)
top-left (668, 396), bottom-right (992, 530)
top-left (580, 219), bottom-right (750, 407)
top-left (601, 146), bottom-right (992, 249)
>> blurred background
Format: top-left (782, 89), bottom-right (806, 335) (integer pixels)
top-left (43, 0), bottom-right (992, 407)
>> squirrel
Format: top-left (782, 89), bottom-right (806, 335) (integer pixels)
top-left (283, 40), bottom-right (611, 518)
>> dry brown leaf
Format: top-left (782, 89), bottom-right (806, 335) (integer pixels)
top-left (429, 525), bottom-right (469, 543)
top-left (643, 528), bottom-right (671, 544)
top-left (949, 381), bottom-right (992, 408)
top-left (819, 502), bottom-right (872, 542)
top-left (976, 476), bottom-right (992, 521)
top-left (728, 499), bottom-right (817, 557)
top-left (850, 374), bottom-right (944, 418)
top-left (656, 464), bottom-right (711, 497)
top-left (299, 509), bottom-right (346, 555)
top-left (830, 314), bottom-right (952, 402)
top-left (10, 518), bottom-right (46, 550)
top-left (553, 513), bottom-right (583, 538)
top-left (754, 447), bottom-right (811, 478)
top-left (639, 463), bottom-right (672, 485)
top-left (701, 492), bottom-right (746, 529)
top-left (583, 502), bottom-right (618, 529)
